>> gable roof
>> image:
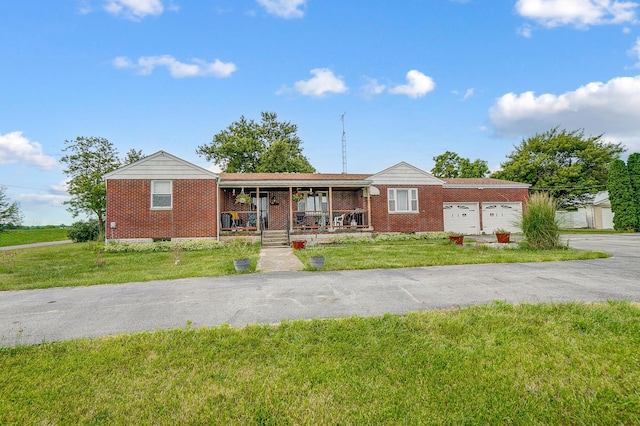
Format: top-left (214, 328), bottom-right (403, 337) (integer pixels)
top-left (368, 162), bottom-right (445, 185)
top-left (104, 151), bottom-right (218, 180)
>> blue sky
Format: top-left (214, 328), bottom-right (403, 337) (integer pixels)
top-left (2, 0), bottom-right (640, 225)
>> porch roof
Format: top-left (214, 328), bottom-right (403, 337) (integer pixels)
top-left (219, 172), bottom-right (372, 189)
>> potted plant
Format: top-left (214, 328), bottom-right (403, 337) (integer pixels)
top-left (292, 192), bottom-right (304, 202)
top-left (227, 239), bottom-right (252, 271)
top-left (306, 243), bottom-right (326, 268)
top-left (235, 192), bottom-right (252, 205)
top-left (292, 240), bottom-right (306, 250)
top-left (448, 232), bottom-right (464, 245)
top-left (494, 228), bottom-right (511, 243)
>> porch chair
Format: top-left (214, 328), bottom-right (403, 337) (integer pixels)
top-left (294, 212), bottom-right (306, 227)
top-left (333, 214), bottom-right (345, 227)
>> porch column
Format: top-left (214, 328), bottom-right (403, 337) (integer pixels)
top-left (256, 187), bottom-right (261, 232)
top-left (329, 186), bottom-right (334, 229)
top-left (289, 186), bottom-right (293, 231)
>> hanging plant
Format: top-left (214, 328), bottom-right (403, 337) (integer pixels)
top-left (292, 192), bottom-right (304, 202)
top-left (235, 193), bottom-right (252, 204)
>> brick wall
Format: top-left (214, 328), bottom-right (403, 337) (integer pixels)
top-left (370, 185), bottom-right (445, 232)
top-left (106, 179), bottom-right (217, 240)
top-left (443, 187), bottom-right (529, 204)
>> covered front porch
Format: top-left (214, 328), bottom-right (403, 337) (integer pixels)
top-left (218, 173), bottom-right (373, 235)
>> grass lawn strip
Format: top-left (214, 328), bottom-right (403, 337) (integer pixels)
top-left (0, 238), bottom-right (608, 291)
top-left (1, 302), bottom-right (638, 424)
top-left (0, 228), bottom-right (69, 247)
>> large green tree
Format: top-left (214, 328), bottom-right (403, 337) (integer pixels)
top-left (60, 137), bottom-right (143, 234)
top-left (492, 128), bottom-right (624, 209)
top-left (196, 111), bottom-right (316, 173)
top-left (431, 151), bottom-right (489, 178)
top-left (0, 186), bottom-right (23, 234)
top-left (607, 159), bottom-right (638, 231)
top-left (627, 152), bottom-right (640, 225)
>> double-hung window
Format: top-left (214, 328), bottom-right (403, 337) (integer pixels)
top-left (151, 180), bottom-right (172, 209)
top-left (388, 188), bottom-right (418, 213)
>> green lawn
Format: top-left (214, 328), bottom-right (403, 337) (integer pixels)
top-left (0, 239), bottom-right (608, 291)
top-left (0, 228), bottom-right (69, 247)
top-left (2, 302), bottom-right (638, 424)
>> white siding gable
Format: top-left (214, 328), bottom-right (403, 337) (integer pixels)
top-left (369, 162), bottom-right (444, 186)
top-left (104, 151), bottom-right (218, 180)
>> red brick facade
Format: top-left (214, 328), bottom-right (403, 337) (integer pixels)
top-left (370, 185), bottom-right (445, 232)
top-left (106, 179), bottom-right (217, 240)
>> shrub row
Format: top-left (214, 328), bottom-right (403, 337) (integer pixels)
top-left (104, 239), bottom-right (224, 253)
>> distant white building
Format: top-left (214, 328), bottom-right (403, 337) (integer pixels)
top-left (556, 192), bottom-right (614, 229)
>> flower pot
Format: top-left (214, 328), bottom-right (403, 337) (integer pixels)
top-left (496, 233), bottom-right (511, 244)
top-left (292, 240), bottom-right (306, 250)
top-left (309, 256), bottom-right (325, 268)
top-left (233, 258), bottom-right (250, 271)
top-left (449, 235), bottom-right (464, 245)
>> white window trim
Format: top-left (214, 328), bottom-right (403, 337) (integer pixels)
top-left (388, 188), bottom-right (418, 213)
top-left (151, 180), bottom-right (173, 210)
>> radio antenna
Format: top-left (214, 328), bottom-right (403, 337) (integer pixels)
top-left (340, 112), bottom-right (347, 174)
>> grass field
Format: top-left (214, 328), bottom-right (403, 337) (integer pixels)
top-left (1, 302), bottom-right (638, 424)
top-left (0, 228), bottom-right (69, 247)
top-left (0, 239), bottom-right (608, 291)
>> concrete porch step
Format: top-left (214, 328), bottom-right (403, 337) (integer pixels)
top-left (261, 230), bottom-right (290, 247)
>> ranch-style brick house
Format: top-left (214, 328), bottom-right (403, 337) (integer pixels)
top-left (104, 151), bottom-right (529, 243)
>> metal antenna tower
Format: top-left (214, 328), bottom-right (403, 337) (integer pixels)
top-left (340, 112), bottom-right (347, 174)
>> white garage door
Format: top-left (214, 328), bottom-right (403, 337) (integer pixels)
top-left (481, 202), bottom-right (522, 233)
top-left (443, 203), bottom-right (479, 234)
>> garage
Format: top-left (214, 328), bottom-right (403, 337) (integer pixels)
top-left (481, 202), bottom-right (522, 233)
top-left (443, 203), bottom-right (480, 234)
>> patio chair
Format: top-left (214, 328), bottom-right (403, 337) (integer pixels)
top-left (294, 212), bottom-right (306, 227)
top-left (333, 214), bottom-right (345, 227)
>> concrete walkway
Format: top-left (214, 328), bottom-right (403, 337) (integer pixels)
top-left (257, 247), bottom-right (305, 272)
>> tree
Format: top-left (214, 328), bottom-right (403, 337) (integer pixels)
top-left (607, 159), bottom-right (638, 231)
top-left (431, 151), bottom-right (489, 178)
top-left (0, 186), bottom-right (23, 233)
top-left (196, 111), bottom-right (316, 173)
top-left (60, 137), bottom-right (142, 235)
top-left (492, 128), bottom-right (624, 209)
top-left (627, 152), bottom-right (640, 227)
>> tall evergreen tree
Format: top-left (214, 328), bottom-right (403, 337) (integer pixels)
top-left (627, 153), bottom-right (640, 230)
top-left (606, 159), bottom-right (638, 231)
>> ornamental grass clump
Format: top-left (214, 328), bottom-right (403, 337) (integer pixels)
top-left (520, 192), bottom-right (562, 250)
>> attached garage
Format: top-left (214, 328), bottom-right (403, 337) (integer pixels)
top-left (443, 203), bottom-right (480, 234)
top-left (481, 202), bottom-right (522, 233)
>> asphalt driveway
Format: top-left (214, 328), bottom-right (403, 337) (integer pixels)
top-left (1, 234), bottom-right (638, 347)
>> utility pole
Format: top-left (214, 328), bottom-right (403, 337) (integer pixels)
top-left (341, 112), bottom-right (347, 174)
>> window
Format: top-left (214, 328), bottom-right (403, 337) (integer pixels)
top-left (388, 188), bottom-right (418, 213)
top-left (300, 192), bottom-right (328, 211)
top-left (151, 180), bottom-right (172, 209)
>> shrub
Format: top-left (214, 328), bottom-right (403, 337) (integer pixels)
top-left (607, 158), bottom-right (638, 231)
top-left (67, 220), bottom-right (101, 243)
top-left (519, 193), bottom-right (562, 250)
top-left (104, 239), bottom-right (224, 253)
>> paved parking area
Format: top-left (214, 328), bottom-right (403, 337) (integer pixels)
top-left (1, 234), bottom-right (638, 346)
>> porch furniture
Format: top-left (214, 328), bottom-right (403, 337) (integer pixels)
top-left (248, 212), bottom-right (257, 227)
top-left (230, 211), bottom-right (242, 227)
top-left (294, 212), bottom-right (306, 227)
top-left (333, 214), bottom-right (345, 227)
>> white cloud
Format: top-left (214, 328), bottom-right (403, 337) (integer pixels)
top-left (0, 132), bottom-right (58, 170)
top-left (360, 77), bottom-right (386, 98)
top-left (515, 0), bottom-right (639, 28)
top-left (113, 55), bottom-right (237, 78)
top-left (290, 68), bottom-right (348, 97)
top-left (629, 37), bottom-right (640, 66)
top-left (518, 23), bottom-right (533, 37)
top-left (489, 75), bottom-right (640, 151)
top-left (388, 70), bottom-right (436, 98)
top-left (15, 193), bottom-right (70, 207)
top-left (104, 0), bottom-right (164, 20)
top-left (256, 0), bottom-right (306, 19)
